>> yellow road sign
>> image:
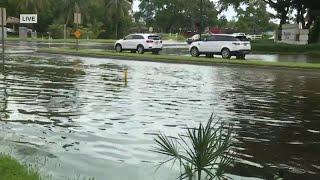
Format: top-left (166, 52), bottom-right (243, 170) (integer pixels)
top-left (74, 30), bottom-right (81, 39)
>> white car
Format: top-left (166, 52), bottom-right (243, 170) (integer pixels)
top-left (114, 34), bottom-right (163, 54)
top-left (189, 34), bottom-right (251, 59)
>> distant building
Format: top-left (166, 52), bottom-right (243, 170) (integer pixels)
top-left (279, 24), bottom-right (309, 45)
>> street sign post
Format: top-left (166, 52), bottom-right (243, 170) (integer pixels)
top-left (0, 8), bottom-right (6, 69)
top-left (74, 13), bottom-right (81, 25)
top-left (74, 13), bottom-right (81, 51)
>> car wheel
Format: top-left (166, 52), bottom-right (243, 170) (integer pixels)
top-left (190, 47), bottom-right (200, 57)
top-left (221, 48), bottom-right (231, 59)
top-left (137, 45), bottom-right (144, 54)
top-left (115, 44), bottom-right (122, 52)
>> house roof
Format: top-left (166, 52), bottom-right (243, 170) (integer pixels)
top-left (7, 17), bottom-right (20, 24)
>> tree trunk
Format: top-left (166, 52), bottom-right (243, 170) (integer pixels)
top-left (278, 9), bottom-right (289, 41)
top-left (115, 21), bottom-right (118, 39)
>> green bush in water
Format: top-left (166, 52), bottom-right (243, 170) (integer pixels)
top-left (153, 114), bottom-right (234, 180)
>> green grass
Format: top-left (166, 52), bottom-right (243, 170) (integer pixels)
top-left (37, 48), bottom-right (320, 71)
top-left (0, 155), bottom-right (40, 180)
top-left (251, 40), bottom-right (320, 55)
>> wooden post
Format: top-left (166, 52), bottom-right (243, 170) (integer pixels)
top-left (76, 23), bottom-right (79, 51)
top-left (124, 69), bottom-right (128, 83)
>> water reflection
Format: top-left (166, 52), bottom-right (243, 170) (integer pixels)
top-left (0, 54), bottom-right (319, 179)
top-left (223, 69), bottom-right (320, 179)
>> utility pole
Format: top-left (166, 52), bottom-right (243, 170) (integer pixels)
top-left (0, 7), bottom-right (6, 70)
top-left (199, 0), bottom-right (203, 40)
top-left (76, 22), bottom-right (79, 51)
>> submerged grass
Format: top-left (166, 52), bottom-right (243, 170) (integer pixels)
top-left (251, 40), bottom-right (320, 55)
top-left (0, 155), bottom-right (40, 180)
top-left (37, 48), bottom-right (320, 71)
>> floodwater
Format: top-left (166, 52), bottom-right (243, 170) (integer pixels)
top-left (0, 54), bottom-right (320, 180)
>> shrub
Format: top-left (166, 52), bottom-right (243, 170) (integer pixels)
top-left (154, 114), bottom-right (234, 180)
top-left (309, 17), bottom-right (320, 44)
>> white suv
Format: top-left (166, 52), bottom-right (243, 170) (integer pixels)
top-left (189, 34), bottom-right (251, 59)
top-left (114, 34), bottom-right (163, 54)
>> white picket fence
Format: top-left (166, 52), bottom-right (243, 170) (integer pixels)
top-left (247, 34), bottom-right (262, 40)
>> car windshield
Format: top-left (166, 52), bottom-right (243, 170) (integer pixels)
top-left (236, 36), bottom-right (249, 41)
top-left (148, 35), bottom-right (160, 40)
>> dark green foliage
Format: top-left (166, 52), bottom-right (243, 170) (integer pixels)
top-left (139, 0), bottom-right (219, 33)
top-left (309, 18), bottom-right (320, 44)
top-left (252, 40), bottom-right (320, 53)
top-left (153, 114), bottom-right (234, 180)
top-left (48, 24), bottom-right (64, 39)
top-left (2, 0), bottom-right (133, 38)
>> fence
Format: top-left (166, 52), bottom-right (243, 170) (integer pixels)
top-left (247, 34), bottom-right (262, 40)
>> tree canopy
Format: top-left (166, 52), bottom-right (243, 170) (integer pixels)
top-left (0, 0), bottom-right (318, 41)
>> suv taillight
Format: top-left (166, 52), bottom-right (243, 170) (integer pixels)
top-left (146, 40), bottom-right (154, 43)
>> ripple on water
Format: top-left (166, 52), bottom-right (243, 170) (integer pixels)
top-left (0, 55), bottom-right (320, 179)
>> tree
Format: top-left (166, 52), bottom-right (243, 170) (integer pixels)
top-left (139, 0), bottom-right (218, 33)
top-left (59, 0), bottom-right (91, 26)
top-left (8, 0), bottom-right (49, 13)
top-left (104, 0), bottom-right (132, 38)
top-left (235, 1), bottom-right (276, 33)
top-left (262, 0), bottom-right (292, 30)
top-left (218, 0), bottom-right (291, 40)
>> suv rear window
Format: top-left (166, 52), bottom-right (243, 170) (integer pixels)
top-left (148, 35), bottom-right (160, 40)
top-left (236, 36), bottom-right (249, 41)
top-left (133, 35), bottom-right (144, 39)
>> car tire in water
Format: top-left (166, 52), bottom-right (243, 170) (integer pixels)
top-left (221, 48), bottom-right (231, 59)
top-left (236, 54), bottom-right (246, 60)
top-left (190, 47), bottom-right (200, 57)
top-left (152, 51), bottom-right (160, 55)
top-left (206, 53), bottom-right (214, 58)
top-left (137, 45), bottom-right (145, 54)
top-left (115, 44), bottom-right (122, 53)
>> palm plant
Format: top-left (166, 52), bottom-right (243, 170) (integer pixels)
top-left (8, 0), bottom-right (48, 13)
top-left (61, 0), bottom-right (90, 25)
top-left (154, 114), bottom-right (234, 180)
top-left (104, 0), bottom-right (132, 38)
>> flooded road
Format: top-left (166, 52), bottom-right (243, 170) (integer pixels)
top-left (0, 54), bottom-right (320, 179)
top-left (4, 41), bottom-right (320, 63)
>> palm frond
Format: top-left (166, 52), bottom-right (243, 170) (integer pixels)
top-left (153, 114), bottom-right (234, 180)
